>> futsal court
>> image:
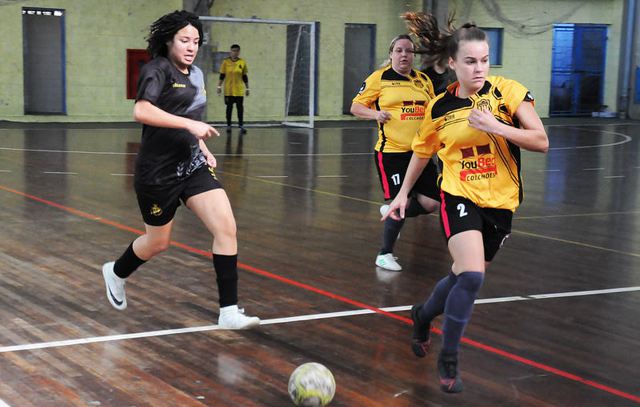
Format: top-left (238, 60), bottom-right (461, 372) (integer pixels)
top-left (0, 118), bottom-right (639, 406)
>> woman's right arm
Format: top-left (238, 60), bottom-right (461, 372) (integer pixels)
top-left (350, 102), bottom-right (391, 123)
top-left (133, 100), bottom-right (217, 140)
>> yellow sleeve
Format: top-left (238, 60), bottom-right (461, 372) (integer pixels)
top-left (351, 71), bottom-right (381, 108)
top-left (220, 59), bottom-right (228, 74)
top-left (242, 59), bottom-right (248, 75)
top-left (505, 78), bottom-right (533, 115)
top-left (412, 107), bottom-right (440, 158)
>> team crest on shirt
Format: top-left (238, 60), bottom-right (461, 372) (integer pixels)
top-left (357, 81), bottom-right (366, 94)
top-left (150, 204), bottom-right (163, 216)
top-left (476, 98), bottom-right (492, 111)
top-left (413, 79), bottom-right (424, 88)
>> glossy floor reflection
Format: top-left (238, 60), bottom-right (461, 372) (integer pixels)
top-left (0, 119), bottom-right (639, 406)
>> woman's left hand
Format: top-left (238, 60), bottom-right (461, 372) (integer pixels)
top-left (468, 108), bottom-right (499, 133)
top-left (204, 150), bottom-right (217, 168)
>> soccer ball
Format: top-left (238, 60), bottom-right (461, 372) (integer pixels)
top-left (288, 362), bottom-right (336, 406)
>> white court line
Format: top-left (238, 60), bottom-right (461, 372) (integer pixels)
top-left (110, 173), bottom-right (133, 177)
top-left (256, 175), bottom-right (288, 178)
top-left (0, 170), bottom-right (11, 173)
top-left (42, 171), bottom-right (78, 175)
top-left (1, 286), bottom-right (639, 354)
top-left (604, 175), bottom-right (625, 179)
top-left (583, 167), bottom-right (604, 171)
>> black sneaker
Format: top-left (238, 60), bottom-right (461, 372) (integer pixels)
top-left (437, 353), bottom-right (463, 393)
top-left (411, 304), bottom-right (431, 357)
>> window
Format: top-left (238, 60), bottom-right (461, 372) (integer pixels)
top-left (482, 28), bottom-right (503, 66)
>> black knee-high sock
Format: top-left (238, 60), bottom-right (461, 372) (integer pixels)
top-left (213, 254), bottom-right (238, 307)
top-left (418, 272), bottom-right (458, 323)
top-left (237, 98), bottom-right (244, 127)
top-left (113, 242), bottom-right (146, 278)
top-left (225, 102), bottom-right (233, 127)
top-left (441, 271), bottom-right (484, 356)
top-left (381, 216), bottom-right (404, 254)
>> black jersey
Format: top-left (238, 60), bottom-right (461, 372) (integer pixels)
top-left (422, 66), bottom-right (455, 95)
top-left (135, 57), bottom-right (207, 185)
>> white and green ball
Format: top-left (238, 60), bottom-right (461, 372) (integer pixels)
top-left (288, 362), bottom-right (336, 406)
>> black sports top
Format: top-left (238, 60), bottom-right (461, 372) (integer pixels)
top-left (135, 56), bottom-right (207, 185)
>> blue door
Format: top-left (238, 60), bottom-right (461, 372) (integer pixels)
top-left (549, 24), bottom-right (607, 116)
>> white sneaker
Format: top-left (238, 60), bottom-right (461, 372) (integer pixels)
top-left (102, 261), bottom-right (127, 310)
top-left (375, 253), bottom-right (402, 271)
top-left (380, 204), bottom-right (390, 217)
top-left (218, 305), bottom-right (260, 329)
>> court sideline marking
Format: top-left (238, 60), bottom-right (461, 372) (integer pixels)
top-left (2, 286), bottom-right (639, 354)
top-left (0, 184), bottom-right (639, 404)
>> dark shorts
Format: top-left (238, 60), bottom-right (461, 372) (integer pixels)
top-left (439, 191), bottom-right (513, 262)
top-left (135, 165), bottom-right (223, 226)
top-left (374, 151), bottom-right (440, 201)
top-left (224, 96), bottom-right (244, 105)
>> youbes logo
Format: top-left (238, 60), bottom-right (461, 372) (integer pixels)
top-left (400, 102), bottom-right (425, 120)
top-left (459, 144), bottom-right (498, 181)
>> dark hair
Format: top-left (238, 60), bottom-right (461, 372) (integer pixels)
top-left (230, 44), bottom-right (241, 50)
top-left (402, 11), bottom-right (487, 65)
top-left (146, 10), bottom-right (203, 58)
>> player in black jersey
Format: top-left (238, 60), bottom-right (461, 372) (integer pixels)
top-left (102, 10), bottom-right (259, 329)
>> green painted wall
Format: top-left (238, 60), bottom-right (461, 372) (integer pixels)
top-left (0, 0), bottom-right (626, 122)
top-left (206, 0), bottom-right (422, 123)
top-left (449, 0), bottom-right (624, 118)
top-left (0, 0), bottom-right (181, 122)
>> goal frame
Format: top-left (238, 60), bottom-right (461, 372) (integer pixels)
top-left (199, 16), bottom-right (316, 128)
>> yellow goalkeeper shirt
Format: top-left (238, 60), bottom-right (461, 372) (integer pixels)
top-left (219, 57), bottom-right (248, 97)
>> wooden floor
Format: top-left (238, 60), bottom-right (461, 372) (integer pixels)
top-left (0, 119), bottom-right (639, 406)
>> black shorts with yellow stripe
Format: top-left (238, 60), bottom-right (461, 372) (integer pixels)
top-left (135, 165), bottom-right (223, 226)
top-left (439, 191), bottom-right (512, 262)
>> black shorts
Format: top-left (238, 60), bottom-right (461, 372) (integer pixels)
top-left (439, 191), bottom-right (513, 262)
top-left (374, 151), bottom-right (440, 201)
top-left (135, 165), bottom-right (223, 226)
top-left (224, 96), bottom-right (244, 105)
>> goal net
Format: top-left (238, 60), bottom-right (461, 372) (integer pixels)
top-left (199, 16), bottom-right (316, 128)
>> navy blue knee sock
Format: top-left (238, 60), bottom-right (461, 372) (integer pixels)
top-left (417, 272), bottom-right (458, 323)
top-left (441, 271), bottom-right (484, 355)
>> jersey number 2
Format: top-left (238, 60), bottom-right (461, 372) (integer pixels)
top-left (457, 203), bottom-right (468, 218)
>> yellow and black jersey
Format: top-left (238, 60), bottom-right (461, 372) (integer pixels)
top-left (412, 76), bottom-right (534, 211)
top-left (219, 57), bottom-right (248, 97)
top-left (352, 66), bottom-right (435, 153)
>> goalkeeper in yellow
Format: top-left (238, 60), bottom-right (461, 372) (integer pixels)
top-left (217, 44), bottom-right (249, 134)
